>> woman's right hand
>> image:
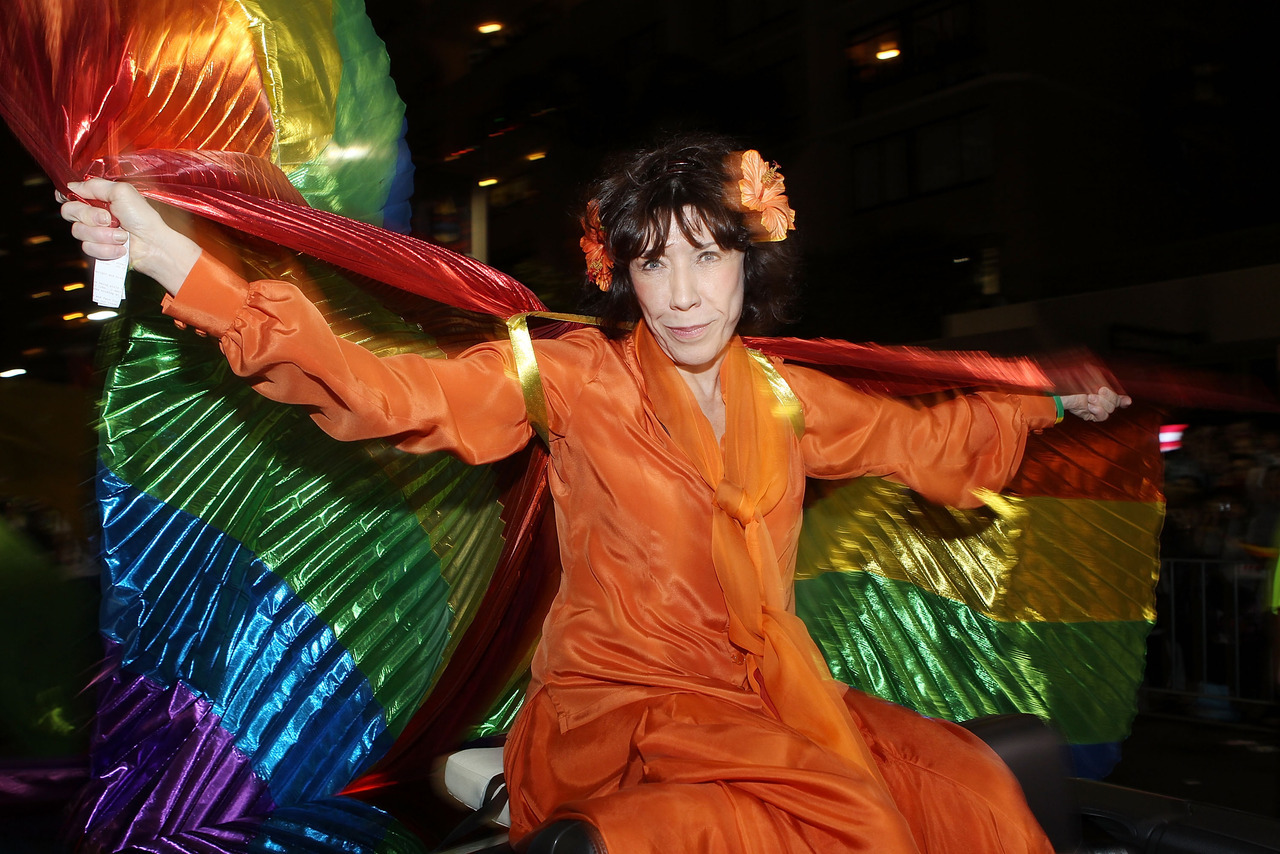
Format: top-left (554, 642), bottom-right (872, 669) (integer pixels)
top-left (58, 179), bottom-right (201, 296)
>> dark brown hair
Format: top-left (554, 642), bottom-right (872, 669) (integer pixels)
top-left (578, 133), bottom-right (798, 335)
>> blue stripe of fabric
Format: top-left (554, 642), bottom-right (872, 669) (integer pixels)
top-left (97, 464), bottom-right (393, 805)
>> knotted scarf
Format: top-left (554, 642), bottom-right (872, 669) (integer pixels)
top-left (634, 323), bottom-right (890, 787)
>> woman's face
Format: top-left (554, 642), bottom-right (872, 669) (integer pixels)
top-left (630, 215), bottom-right (745, 379)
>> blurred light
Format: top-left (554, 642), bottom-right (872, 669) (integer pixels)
top-left (478, 22), bottom-right (503, 34)
top-left (1160, 424), bottom-right (1188, 453)
top-left (478, 178), bottom-right (498, 187)
top-left (62, 312), bottom-right (85, 321)
top-left (21, 347), bottom-right (45, 357)
top-left (22, 174), bottom-right (47, 186)
top-left (445, 147), bottom-right (476, 162)
top-left (24, 234), bottom-right (51, 246)
top-left (526, 151), bottom-right (547, 162)
top-left (952, 256), bottom-right (971, 264)
top-left (31, 291), bottom-right (52, 299)
top-left (324, 144), bottom-right (370, 162)
top-left (63, 282), bottom-right (85, 292)
top-left (876, 42), bottom-right (901, 60)
top-left (87, 309), bottom-right (119, 321)
top-left (0, 368), bottom-right (26, 379)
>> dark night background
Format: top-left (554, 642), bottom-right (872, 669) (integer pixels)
top-left (6, 0), bottom-right (1280, 378)
top-left (1, 0), bottom-right (1278, 848)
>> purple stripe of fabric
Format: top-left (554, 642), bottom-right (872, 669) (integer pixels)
top-left (68, 648), bottom-right (274, 853)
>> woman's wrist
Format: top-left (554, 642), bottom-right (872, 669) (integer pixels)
top-left (134, 231), bottom-right (202, 296)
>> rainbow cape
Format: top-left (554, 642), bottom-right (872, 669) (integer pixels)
top-left (0, 1), bottom-right (1163, 850)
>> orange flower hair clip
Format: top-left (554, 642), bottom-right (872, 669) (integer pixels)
top-left (732, 149), bottom-right (796, 242)
top-left (580, 199), bottom-right (613, 291)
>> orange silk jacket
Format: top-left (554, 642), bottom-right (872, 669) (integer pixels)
top-left (164, 251), bottom-right (1057, 735)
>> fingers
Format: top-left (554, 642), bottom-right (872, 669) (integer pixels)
top-left (59, 179), bottom-right (148, 229)
top-left (1059, 387), bottom-right (1133, 423)
top-left (67, 178), bottom-right (137, 204)
top-left (1080, 387), bottom-right (1132, 422)
top-left (60, 198), bottom-right (114, 227)
top-left (68, 220), bottom-right (130, 260)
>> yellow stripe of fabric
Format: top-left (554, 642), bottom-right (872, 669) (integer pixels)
top-left (746, 349), bottom-right (804, 438)
top-left (796, 477), bottom-right (1161, 623)
top-left (237, 0), bottom-right (341, 168)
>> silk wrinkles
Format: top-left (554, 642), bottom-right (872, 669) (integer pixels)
top-left (163, 252), bottom-right (1057, 853)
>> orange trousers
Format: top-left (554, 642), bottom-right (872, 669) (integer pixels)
top-left (505, 688), bottom-right (1054, 853)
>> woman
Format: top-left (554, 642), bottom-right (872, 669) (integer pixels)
top-left (61, 135), bottom-right (1127, 853)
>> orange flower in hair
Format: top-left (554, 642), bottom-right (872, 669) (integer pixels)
top-left (736, 149), bottom-right (796, 242)
top-left (580, 199), bottom-right (613, 291)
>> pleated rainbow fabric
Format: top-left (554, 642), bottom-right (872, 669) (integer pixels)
top-left (0, 1), bottom-right (1165, 851)
top-left (795, 408), bottom-right (1163, 775)
top-left (0, 0), bottom-right (491, 850)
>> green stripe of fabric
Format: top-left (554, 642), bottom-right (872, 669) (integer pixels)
top-left (796, 570), bottom-right (1151, 745)
top-left (100, 260), bottom-right (506, 735)
top-left (285, 0), bottom-right (406, 225)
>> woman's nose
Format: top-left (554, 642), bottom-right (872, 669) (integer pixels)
top-left (669, 264), bottom-right (700, 310)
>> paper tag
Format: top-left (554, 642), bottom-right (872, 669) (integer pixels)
top-left (93, 237), bottom-right (128, 308)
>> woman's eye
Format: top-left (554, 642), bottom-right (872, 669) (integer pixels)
top-left (699, 251), bottom-right (720, 262)
top-left (641, 259), bottom-right (662, 270)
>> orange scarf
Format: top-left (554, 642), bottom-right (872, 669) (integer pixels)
top-left (634, 323), bottom-right (887, 784)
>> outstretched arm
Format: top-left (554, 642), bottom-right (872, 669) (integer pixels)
top-left (786, 364), bottom-right (1131, 508)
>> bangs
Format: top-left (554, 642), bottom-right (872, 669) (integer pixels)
top-left (621, 199), bottom-right (746, 263)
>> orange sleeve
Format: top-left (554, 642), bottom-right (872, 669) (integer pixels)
top-left (161, 251), bottom-right (537, 464)
top-left (784, 364), bottom-right (1057, 508)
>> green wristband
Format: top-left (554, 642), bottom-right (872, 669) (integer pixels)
top-left (1052, 395), bottom-right (1064, 424)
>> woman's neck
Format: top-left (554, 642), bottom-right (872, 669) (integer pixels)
top-left (676, 359), bottom-right (727, 442)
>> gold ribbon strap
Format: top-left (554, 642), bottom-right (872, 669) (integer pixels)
top-left (746, 349), bottom-right (804, 439)
top-left (507, 320), bottom-right (801, 446)
top-left (505, 311), bottom-right (612, 446)
top-left (505, 313), bottom-right (550, 445)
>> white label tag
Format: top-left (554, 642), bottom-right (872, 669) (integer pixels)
top-left (93, 237), bottom-right (128, 308)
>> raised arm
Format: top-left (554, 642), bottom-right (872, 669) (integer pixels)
top-left (58, 180), bottom-right (548, 464)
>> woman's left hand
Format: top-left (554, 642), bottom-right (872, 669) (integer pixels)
top-left (1059, 388), bottom-right (1131, 422)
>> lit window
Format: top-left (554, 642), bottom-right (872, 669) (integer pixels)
top-left (848, 27), bottom-right (903, 81)
top-left (875, 42), bottom-right (901, 61)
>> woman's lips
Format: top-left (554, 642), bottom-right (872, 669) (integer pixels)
top-left (667, 323), bottom-right (710, 340)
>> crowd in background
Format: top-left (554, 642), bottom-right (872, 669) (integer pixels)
top-left (1163, 418), bottom-right (1280, 561)
top-left (1153, 417), bottom-right (1280, 720)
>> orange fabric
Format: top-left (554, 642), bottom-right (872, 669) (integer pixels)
top-left (508, 689), bottom-right (1052, 854)
top-left (635, 325), bottom-right (886, 787)
top-left (164, 252), bottom-right (1059, 853)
